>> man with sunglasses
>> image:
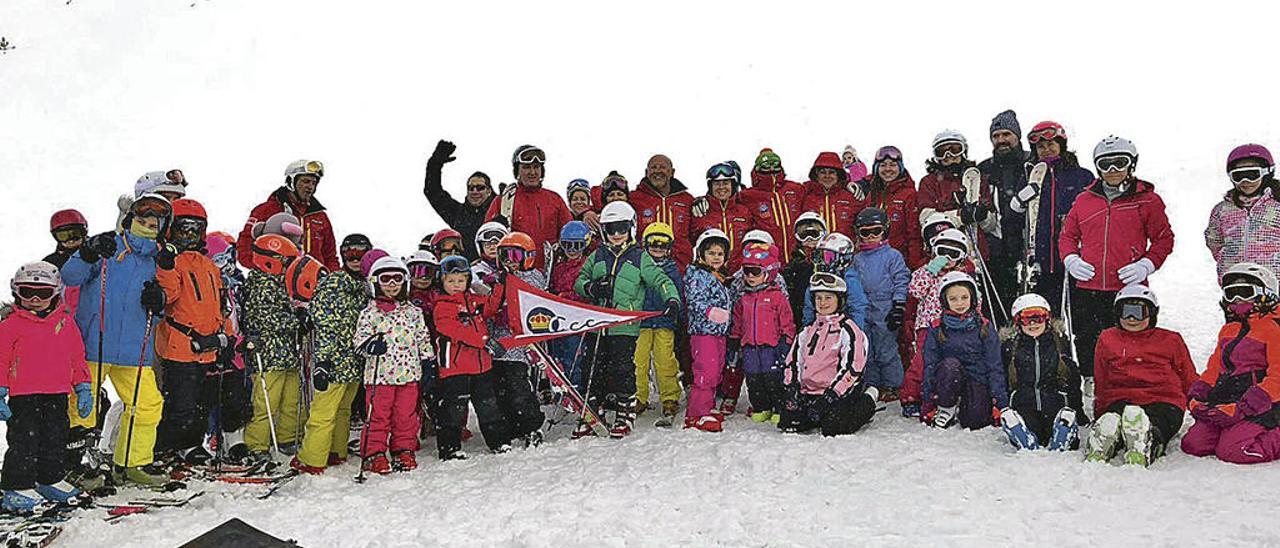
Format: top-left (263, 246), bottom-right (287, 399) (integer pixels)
top-left (977, 110), bottom-right (1031, 309)
top-left (424, 140), bottom-right (497, 260)
top-left (738, 148), bottom-right (807, 262)
top-left (1008, 121), bottom-right (1093, 307)
top-left (1206, 144), bottom-right (1280, 280)
top-left (237, 159), bottom-right (339, 272)
top-left (801, 152), bottom-right (860, 240)
top-left (853, 146), bottom-right (924, 269)
top-left (483, 145), bottom-right (572, 269)
top-left (631, 154), bottom-right (695, 267)
top-left (1059, 136), bottom-right (1175, 398)
top-left (691, 161), bottom-right (751, 271)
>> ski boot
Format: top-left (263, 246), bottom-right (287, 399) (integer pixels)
top-left (65, 463), bottom-right (107, 494)
top-left (111, 463), bottom-right (174, 488)
top-left (1085, 412), bottom-right (1122, 463)
top-left (999, 409), bottom-right (1039, 450)
top-left (684, 415), bottom-right (723, 432)
top-left (392, 451), bottom-right (418, 472)
top-left (1, 490), bottom-right (42, 514)
top-left (655, 400), bottom-right (679, 428)
top-left (362, 453), bottom-right (392, 475)
top-left (715, 397), bottom-right (737, 417)
top-left (327, 453), bottom-right (347, 467)
top-left (276, 442), bottom-right (298, 456)
top-left (609, 398), bottom-right (636, 439)
top-left (290, 457), bottom-right (326, 476)
top-left (1046, 408), bottom-right (1079, 451)
top-left (34, 481), bottom-right (85, 505)
top-left (571, 420), bottom-right (597, 439)
top-left (933, 405), bottom-right (958, 429)
top-left (900, 401), bottom-right (921, 418)
top-left (1121, 405), bottom-right (1154, 467)
top-left (181, 446), bottom-right (214, 467)
top-left (749, 410), bottom-right (774, 423)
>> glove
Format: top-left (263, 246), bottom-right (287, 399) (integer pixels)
top-left (0, 387), bottom-right (10, 421)
top-left (663, 299), bottom-right (680, 323)
top-left (313, 361), bottom-right (333, 392)
top-left (420, 359), bottom-right (437, 393)
top-left (361, 337), bottom-right (389, 357)
top-left (822, 388), bottom-right (841, 406)
top-left (215, 345), bottom-right (237, 370)
top-left (80, 232), bottom-right (118, 263)
top-left (429, 140), bottom-right (457, 165)
top-left (588, 279), bottom-right (613, 300)
top-left (847, 180), bottom-right (866, 201)
top-left (1010, 184), bottom-right (1039, 213)
top-left (707, 307), bottom-right (731, 325)
top-left (484, 337), bottom-right (506, 357)
top-left (1063, 254), bottom-right (1095, 282)
top-left (140, 281), bottom-right (166, 315)
top-left (691, 197), bottom-right (709, 218)
top-left (1239, 385), bottom-right (1274, 417)
top-left (725, 339), bottom-right (741, 369)
top-left (992, 406), bottom-right (1003, 427)
top-left (1117, 258), bottom-right (1155, 286)
top-left (190, 333), bottom-right (230, 354)
top-left (925, 255), bottom-right (950, 276)
top-left (237, 335), bottom-right (259, 361)
top-left (1187, 380), bottom-right (1212, 404)
top-left (294, 307), bottom-right (314, 333)
top-left (74, 382), bottom-right (93, 419)
top-left (887, 301), bottom-right (906, 332)
top-left (155, 244), bottom-right (178, 271)
top-left (774, 339), bottom-right (792, 369)
top-left (959, 203), bottom-right (988, 225)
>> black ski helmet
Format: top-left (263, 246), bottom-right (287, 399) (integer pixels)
top-left (855, 207), bottom-right (888, 228)
top-left (341, 233), bottom-right (372, 250)
top-left (511, 145), bottom-right (546, 179)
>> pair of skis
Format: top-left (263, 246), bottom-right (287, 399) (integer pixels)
top-left (526, 345), bottom-right (610, 437)
top-left (1018, 162), bottom-right (1049, 295)
top-left (958, 167), bottom-right (1007, 326)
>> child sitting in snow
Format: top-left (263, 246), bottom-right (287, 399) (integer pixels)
top-left (921, 272), bottom-right (1006, 429)
top-left (997, 294), bottom-right (1083, 451)
top-left (778, 272), bottom-right (877, 436)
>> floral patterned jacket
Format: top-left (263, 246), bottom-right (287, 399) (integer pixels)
top-left (354, 300), bottom-right (435, 386)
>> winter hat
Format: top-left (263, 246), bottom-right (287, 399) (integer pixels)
top-left (601, 171), bottom-right (629, 194)
top-left (251, 212), bottom-right (304, 245)
top-left (808, 152), bottom-right (848, 183)
top-left (134, 170), bottom-right (188, 198)
top-left (359, 248), bottom-right (391, 277)
top-left (990, 109), bottom-right (1021, 138)
top-left (842, 146), bottom-right (858, 162)
top-left (754, 148), bottom-right (783, 172)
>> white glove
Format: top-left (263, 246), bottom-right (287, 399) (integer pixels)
top-left (847, 181), bottom-right (866, 201)
top-left (1117, 258), bottom-right (1155, 285)
top-left (1010, 184), bottom-right (1039, 213)
top-left (1063, 254), bottom-right (1095, 281)
top-left (691, 197), bottom-right (709, 218)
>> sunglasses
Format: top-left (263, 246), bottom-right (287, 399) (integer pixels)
top-left (1017, 309), bottom-right (1050, 325)
top-left (603, 221), bottom-right (632, 236)
top-left (1116, 301), bottom-right (1151, 321)
top-left (467, 184), bottom-right (490, 192)
top-left (560, 240), bottom-right (588, 254)
top-left (1028, 127), bottom-right (1063, 145)
top-left (341, 247), bottom-right (369, 261)
top-left (408, 263), bottom-right (438, 279)
top-left (875, 146), bottom-right (903, 162)
top-left (1223, 283), bottom-right (1264, 303)
top-left (857, 226), bottom-right (885, 238)
top-left (52, 226), bottom-right (87, 243)
top-left (743, 266), bottom-right (765, 276)
top-left (1230, 166), bottom-right (1271, 184)
top-left (516, 148), bottom-right (546, 165)
top-left (796, 226), bottom-right (827, 243)
top-left (934, 245), bottom-right (966, 261)
top-left (933, 143), bottom-right (965, 159)
top-left (1095, 155), bottom-right (1132, 173)
top-left (15, 285), bottom-right (56, 300)
top-left (377, 272), bottom-right (405, 285)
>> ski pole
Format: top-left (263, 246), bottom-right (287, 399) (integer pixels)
top-left (95, 259), bottom-right (107, 437)
top-left (122, 311), bottom-right (153, 471)
top-left (250, 344), bottom-right (281, 457)
top-left (356, 333), bottom-right (386, 484)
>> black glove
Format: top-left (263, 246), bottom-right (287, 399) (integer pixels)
top-left (588, 279), bottom-right (613, 300)
top-left (823, 388), bottom-right (841, 406)
top-left (190, 333), bottom-right (230, 354)
top-left (214, 345), bottom-right (236, 370)
top-left (80, 232), bottom-right (117, 263)
top-left (140, 281), bottom-right (166, 315)
top-left (237, 335), bottom-right (259, 361)
top-left (960, 203), bottom-right (989, 225)
top-left (294, 307), bottom-right (313, 333)
top-left (361, 338), bottom-right (389, 357)
top-left (420, 359), bottom-right (437, 393)
top-left (429, 140), bottom-right (457, 165)
top-left (887, 301), bottom-right (906, 332)
top-left (484, 337), bottom-right (506, 357)
top-left (155, 244), bottom-right (178, 271)
top-left (313, 361), bottom-right (333, 392)
top-left (725, 339), bottom-right (741, 369)
top-left (663, 299), bottom-right (680, 323)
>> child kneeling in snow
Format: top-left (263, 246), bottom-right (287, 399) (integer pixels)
top-left (0, 262), bottom-right (93, 512)
top-left (1086, 285), bottom-right (1195, 467)
top-left (1182, 263), bottom-right (1280, 464)
top-left (997, 294), bottom-right (1084, 451)
top-left (354, 256), bottom-right (434, 474)
top-left (921, 272), bottom-right (1007, 429)
top-left (778, 272), bottom-right (877, 436)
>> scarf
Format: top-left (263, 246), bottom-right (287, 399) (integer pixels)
top-left (375, 296), bottom-right (398, 313)
top-left (129, 223), bottom-right (159, 240)
top-left (941, 309), bottom-right (977, 331)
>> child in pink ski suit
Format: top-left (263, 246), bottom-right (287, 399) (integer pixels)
top-left (729, 244), bottom-right (795, 423)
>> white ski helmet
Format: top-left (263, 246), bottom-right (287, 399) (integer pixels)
top-left (1114, 284), bottom-right (1159, 307)
top-left (932, 130), bottom-right (968, 156)
top-left (600, 201), bottom-right (636, 225)
top-left (405, 250), bottom-right (440, 267)
top-left (938, 271), bottom-right (978, 306)
top-left (694, 228), bottom-right (731, 258)
top-left (1221, 262), bottom-right (1279, 294)
top-left (11, 261), bottom-right (62, 294)
top-left (475, 221), bottom-right (510, 252)
top-left (1093, 136), bottom-right (1138, 164)
top-left (284, 159), bottom-right (325, 191)
top-left (931, 228), bottom-right (970, 259)
top-left (1010, 293), bottom-right (1052, 318)
top-left (794, 211), bottom-right (826, 231)
top-left (742, 229), bottom-right (775, 247)
top-left (815, 232), bottom-right (856, 272)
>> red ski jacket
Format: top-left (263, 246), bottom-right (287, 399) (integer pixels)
top-left (237, 187), bottom-right (339, 271)
top-left (690, 195), bottom-right (752, 270)
top-left (801, 181), bottom-right (860, 239)
top-left (1057, 179), bottom-right (1175, 292)
top-left (431, 287), bottom-right (504, 379)
top-left (738, 171), bottom-right (807, 261)
top-left (1093, 326), bottom-right (1197, 415)
top-left (630, 178), bottom-right (695, 267)
top-left (485, 183), bottom-right (573, 270)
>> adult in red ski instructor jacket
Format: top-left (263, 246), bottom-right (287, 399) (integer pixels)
top-left (484, 145), bottom-right (573, 270)
top-left (738, 148), bottom-right (807, 262)
top-left (237, 159), bottom-right (339, 271)
top-left (631, 154), bottom-right (695, 267)
top-left (690, 161), bottom-right (752, 269)
top-left (800, 152), bottom-right (860, 238)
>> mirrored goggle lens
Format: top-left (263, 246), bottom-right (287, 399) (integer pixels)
top-left (408, 263), bottom-right (437, 278)
top-left (561, 240), bottom-right (588, 253)
top-left (875, 146), bottom-right (903, 162)
top-left (1096, 155), bottom-right (1132, 173)
top-left (1017, 309), bottom-right (1050, 325)
top-left (441, 258), bottom-right (470, 275)
top-left (173, 218), bottom-right (206, 234)
top-left (857, 226), bottom-right (885, 238)
top-left (516, 148), bottom-right (546, 164)
top-left (1117, 301), bottom-right (1150, 321)
top-left (304, 161), bottom-right (325, 177)
top-left (818, 249), bottom-right (841, 265)
top-left (501, 248), bottom-right (528, 263)
top-left (934, 245), bottom-right (965, 260)
top-left (797, 227), bottom-right (826, 242)
top-left (645, 236), bottom-right (672, 249)
top-left (707, 164), bottom-right (737, 180)
top-left (743, 266), bottom-right (764, 276)
top-left (16, 285), bottom-right (56, 300)
top-left (934, 143), bottom-right (964, 158)
top-left (377, 272), bottom-right (405, 285)
top-left (1230, 167), bottom-right (1269, 184)
top-left (341, 248), bottom-right (368, 261)
top-left (132, 200), bottom-right (171, 219)
top-left (603, 221), bottom-right (631, 236)
top-left (52, 226), bottom-right (87, 243)
top-left (1028, 127), bottom-right (1062, 145)
top-left (1224, 283), bottom-right (1262, 302)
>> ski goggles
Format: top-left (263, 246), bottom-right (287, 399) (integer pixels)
top-left (933, 143), bottom-right (965, 160)
top-left (408, 262), bottom-right (438, 279)
top-left (1116, 300), bottom-right (1152, 321)
top-left (477, 230), bottom-right (507, 246)
top-left (500, 247), bottom-right (531, 265)
top-left (298, 161), bottom-right (325, 179)
top-left (706, 163), bottom-right (738, 182)
top-left (1095, 155), bottom-right (1132, 173)
top-left (602, 221), bottom-right (632, 236)
top-left (131, 198), bottom-right (172, 219)
top-left (172, 217), bottom-right (207, 237)
top-left (857, 225), bottom-right (885, 239)
top-left (1223, 282), bottom-right (1265, 303)
top-left (341, 247), bottom-right (369, 261)
top-left (211, 251), bottom-right (237, 271)
top-left (434, 239), bottom-right (464, 255)
top-left (644, 236), bottom-right (673, 249)
top-left (52, 226), bottom-right (87, 243)
top-left (875, 146), bottom-right (903, 162)
top-left (1230, 166), bottom-right (1272, 184)
top-left (933, 244), bottom-right (966, 261)
top-left (796, 224), bottom-right (827, 243)
top-left (742, 245), bottom-right (771, 261)
top-left (810, 272), bottom-right (844, 293)
top-left (1028, 126), bottom-right (1064, 145)
top-left (1016, 308), bottom-right (1050, 325)
top-left (376, 271), bottom-right (405, 285)
top-left (515, 148), bottom-right (546, 165)
top-left (817, 249), bottom-right (846, 267)
top-left (440, 256), bottom-right (470, 276)
top-left (560, 240), bottom-right (589, 254)
top-left (743, 265), bottom-right (765, 277)
top-left (14, 284), bottom-right (56, 300)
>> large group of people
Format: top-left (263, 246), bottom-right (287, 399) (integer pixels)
top-left (1, 109), bottom-right (1279, 513)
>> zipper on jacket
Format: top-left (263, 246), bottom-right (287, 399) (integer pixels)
top-left (1101, 200), bottom-right (1111, 290)
top-left (189, 272), bottom-right (204, 301)
top-left (1034, 338), bottom-right (1042, 411)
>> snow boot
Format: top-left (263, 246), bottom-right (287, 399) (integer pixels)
top-left (1121, 405), bottom-right (1154, 467)
top-left (181, 446), bottom-right (214, 466)
top-left (327, 453), bottom-right (347, 467)
top-left (634, 401), bottom-right (649, 415)
top-left (1, 490), bottom-right (42, 514)
top-left (1000, 409), bottom-right (1040, 450)
top-left (684, 415), bottom-right (723, 432)
top-left (1047, 408), bottom-right (1079, 451)
top-left (392, 451), bottom-right (418, 472)
top-left (877, 387), bottom-right (899, 402)
top-left (440, 450), bottom-right (468, 461)
top-left (609, 398), bottom-right (636, 439)
top-left (65, 463), bottom-right (106, 494)
top-left (655, 400), bottom-right (679, 428)
top-left (112, 463), bottom-right (173, 487)
top-left (716, 397), bottom-right (737, 417)
top-left (933, 405), bottom-right (958, 429)
top-left (289, 457), bottom-right (325, 476)
top-left (362, 453), bottom-right (392, 475)
top-left (749, 410), bottom-right (774, 423)
top-left (1085, 412), bottom-right (1122, 463)
top-left (34, 481), bottom-right (82, 504)
top-left (901, 401), bottom-right (921, 418)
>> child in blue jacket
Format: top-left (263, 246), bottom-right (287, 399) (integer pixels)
top-left (922, 272), bottom-right (1007, 430)
top-left (634, 223), bottom-right (684, 424)
top-left (850, 208), bottom-right (910, 399)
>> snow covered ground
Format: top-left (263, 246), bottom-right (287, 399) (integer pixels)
top-left (4, 0), bottom-right (1280, 545)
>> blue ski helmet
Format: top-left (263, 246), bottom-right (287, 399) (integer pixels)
top-left (560, 220), bottom-right (592, 243)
